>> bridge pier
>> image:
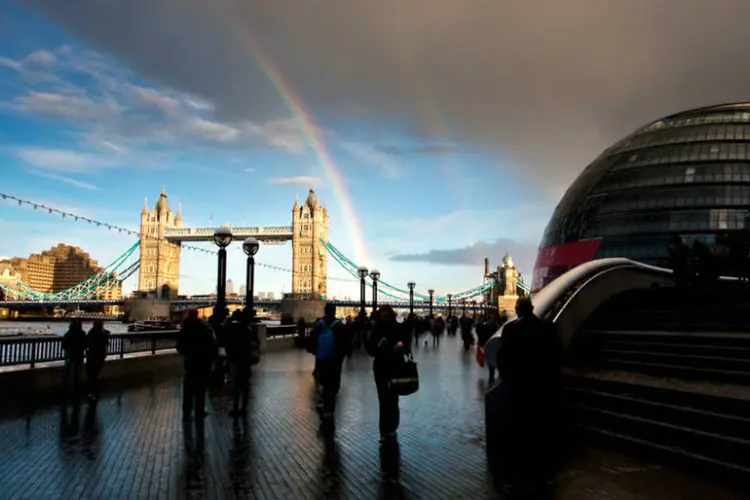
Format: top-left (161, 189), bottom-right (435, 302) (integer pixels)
top-left (279, 297), bottom-right (325, 324)
top-left (123, 299), bottom-right (172, 323)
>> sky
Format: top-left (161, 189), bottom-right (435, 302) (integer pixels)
top-left (2, 1), bottom-right (750, 299)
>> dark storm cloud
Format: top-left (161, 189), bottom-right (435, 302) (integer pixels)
top-left (376, 144), bottom-right (458, 156)
top-left (26, 0), bottom-right (750, 195)
top-left (390, 239), bottom-right (538, 275)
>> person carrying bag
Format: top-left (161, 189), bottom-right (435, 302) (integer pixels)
top-left (390, 352), bottom-right (419, 396)
top-left (368, 305), bottom-right (413, 445)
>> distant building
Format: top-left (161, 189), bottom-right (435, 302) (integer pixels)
top-left (239, 285), bottom-right (247, 297)
top-left (226, 279), bottom-right (236, 296)
top-left (267, 292), bottom-right (274, 300)
top-left (292, 189), bottom-right (330, 297)
top-left (0, 244), bottom-right (120, 298)
top-left (138, 188), bottom-right (182, 298)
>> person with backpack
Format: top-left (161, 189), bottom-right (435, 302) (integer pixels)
top-left (307, 302), bottom-right (350, 437)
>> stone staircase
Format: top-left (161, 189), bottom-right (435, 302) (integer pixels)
top-left (563, 284), bottom-right (750, 483)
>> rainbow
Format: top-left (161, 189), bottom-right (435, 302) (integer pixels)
top-left (224, 21), bottom-right (370, 266)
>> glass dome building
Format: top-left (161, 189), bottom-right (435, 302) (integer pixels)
top-left (533, 103), bottom-right (750, 290)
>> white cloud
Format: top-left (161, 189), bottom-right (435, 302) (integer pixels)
top-left (29, 171), bottom-right (100, 190)
top-left (267, 176), bottom-right (323, 186)
top-left (183, 117), bottom-right (240, 142)
top-left (245, 167), bottom-right (256, 173)
top-left (337, 140), bottom-right (402, 179)
top-left (13, 148), bottom-right (119, 173)
top-left (25, 50), bottom-right (56, 64)
top-left (129, 85), bottom-right (181, 115)
top-left (13, 90), bottom-right (121, 121)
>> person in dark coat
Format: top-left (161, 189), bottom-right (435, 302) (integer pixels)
top-left (497, 297), bottom-right (563, 494)
top-left (62, 319), bottom-right (87, 398)
top-left (86, 319), bottom-right (110, 400)
top-left (368, 305), bottom-right (411, 445)
top-left (225, 310), bottom-right (259, 418)
top-left (177, 309), bottom-right (217, 422)
top-left (307, 303), bottom-right (350, 437)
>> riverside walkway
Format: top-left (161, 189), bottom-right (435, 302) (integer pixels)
top-left (0, 337), bottom-right (742, 499)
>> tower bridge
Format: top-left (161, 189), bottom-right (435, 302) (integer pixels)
top-left (138, 188), bottom-right (328, 298)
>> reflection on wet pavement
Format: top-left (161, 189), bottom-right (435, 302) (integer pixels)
top-left (0, 338), bottom-right (745, 499)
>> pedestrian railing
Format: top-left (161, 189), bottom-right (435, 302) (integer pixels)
top-left (0, 324), bottom-right (312, 369)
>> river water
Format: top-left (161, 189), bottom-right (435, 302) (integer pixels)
top-left (0, 319), bottom-right (281, 336)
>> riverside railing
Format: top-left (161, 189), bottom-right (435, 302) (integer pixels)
top-left (0, 324), bottom-right (307, 369)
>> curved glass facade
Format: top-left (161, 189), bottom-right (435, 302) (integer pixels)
top-left (533, 103), bottom-right (750, 290)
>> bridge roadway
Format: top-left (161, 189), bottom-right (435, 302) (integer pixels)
top-left (0, 337), bottom-right (738, 499)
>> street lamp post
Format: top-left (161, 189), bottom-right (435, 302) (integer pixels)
top-left (357, 266), bottom-right (369, 317)
top-left (242, 236), bottom-right (260, 322)
top-left (462, 300), bottom-right (467, 316)
top-left (212, 225), bottom-right (233, 323)
top-left (370, 269), bottom-right (380, 314)
top-left (447, 293), bottom-right (453, 317)
top-left (407, 281), bottom-right (416, 315)
top-left (428, 289), bottom-right (435, 318)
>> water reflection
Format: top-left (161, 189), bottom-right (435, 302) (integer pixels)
top-left (229, 418), bottom-right (253, 498)
top-left (182, 418), bottom-right (206, 497)
top-left (82, 401), bottom-right (101, 459)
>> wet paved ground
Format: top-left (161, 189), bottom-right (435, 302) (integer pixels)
top-left (0, 336), bottom-right (744, 499)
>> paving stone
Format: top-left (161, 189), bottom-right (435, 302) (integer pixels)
top-left (0, 337), bottom-right (744, 499)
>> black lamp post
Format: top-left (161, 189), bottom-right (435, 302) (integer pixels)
top-left (447, 293), bottom-right (453, 317)
top-left (370, 269), bottom-right (380, 314)
top-left (357, 266), bottom-right (368, 316)
top-left (213, 225), bottom-right (233, 322)
top-left (242, 236), bottom-right (260, 322)
top-left (428, 289), bottom-right (435, 318)
top-left (407, 281), bottom-right (416, 315)
top-left (462, 300), bottom-right (467, 316)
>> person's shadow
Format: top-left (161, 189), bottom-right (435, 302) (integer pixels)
top-left (82, 400), bottom-right (101, 459)
top-left (229, 418), bottom-right (253, 497)
top-left (182, 418), bottom-right (207, 496)
top-left (379, 440), bottom-right (408, 499)
top-left (319, 437), bottom-right (341, 498)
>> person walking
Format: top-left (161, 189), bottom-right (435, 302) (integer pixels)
top-left (497, 297), bottom-right (563, 495)
top-left (225, 310), bottom-right (259, 418)
top-left (86, 319), bottom-right (110, 400)
top-left (307, 303), bottom-right (349, 438)
top-left (177, 309), bottom-right (217, 422)
top-left (62, 319), bottom-right (87, 400)
top-left (368, 305), bottom-right (411, 446)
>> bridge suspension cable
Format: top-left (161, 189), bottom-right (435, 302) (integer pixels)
top-left (0, 241), bottom-right (140, 301)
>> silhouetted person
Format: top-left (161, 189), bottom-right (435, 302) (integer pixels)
top-left (308, 303), bottom-right (349, 437)
top-left (668, 235), bottom-right (691, 287)
top-left (368, 305), bottom-right (410, 445)
top-left (62, 319), bottom-right (87, 399)
top-left (177, 309), bottom-right (217, 422)
top-left (431, 316), bottom-right (445, 346)
top-left (225, 310), bottom-right (256, 418)
top-left (497, 297), bottom-right (563, 494)
top-left (86, 319), bottom-right (110, 400)
top-left (728, 232), bottom-right (749, 282)
top-left (477, 313), bottom-right (500, 383)
top-left (296, 317), bottom-right (307, 348)
top-left (692, 239), bottom-right (717, 286)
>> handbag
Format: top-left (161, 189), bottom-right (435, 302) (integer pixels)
top-left (389, 352), bottom-right (419, 396)
top-left (476, 347), bottom-right (485, 368)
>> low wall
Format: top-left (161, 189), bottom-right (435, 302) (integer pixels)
top-left (1, 351), bottom-right (184, 402)
top-left (280, 298), bottom-right (324, 324)
top-left (0, 334), bottom-right (296, 405)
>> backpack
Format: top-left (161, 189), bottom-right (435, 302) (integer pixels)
top-left (315, 319), bottom-right (339, 360)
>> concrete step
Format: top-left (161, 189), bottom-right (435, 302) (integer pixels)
top-left (601, 358), bottom-right (750, 384)
top-left (601, 349), bottom-right (750, 372)
top-left (573, 424), bottom-right (750, 484)
top-left (563, 386), bottom-right (750, 441)
top-left (601, 340), bottom-right (750, 359)
top-left (569, 403), bottom-right (750, 468)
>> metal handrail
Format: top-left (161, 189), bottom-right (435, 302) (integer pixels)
top-left (0, 324), bottom-right (307, 369)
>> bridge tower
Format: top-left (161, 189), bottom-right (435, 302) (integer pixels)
top-left (138, 189), bottom-right (183, 297)
top-left (292, 189), bottom-right (329, 297)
